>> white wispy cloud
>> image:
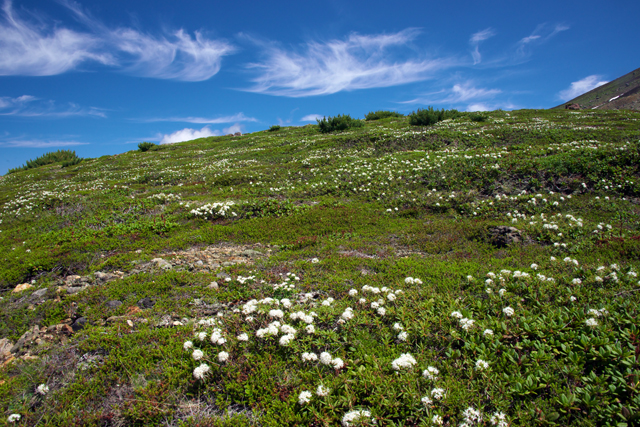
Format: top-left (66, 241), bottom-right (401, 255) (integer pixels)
top-left (469, 28), bottom-right (495, 65)
top-left (0, 1), bottom-right (234, 81)
top-left (160, 126), bottom-right (220, 144)
top-left (516, 23), bottom-right (569, 57)
top-left (223, 124), bottom-right (243, 134)
top-left (142, 113), bottom-right (256, 124)
top-left (0, 94), bottom-right (106, 117)
top-left (246, 29), bottom-right (458, 97)
top-left (558, 75), bottom-right (608, 101)
top-left (300, 114), bottom-right (323, 122)
top-left (0, 139), bottom-right (88, 148)
top-left (403, 82), bottom-right (501, 105)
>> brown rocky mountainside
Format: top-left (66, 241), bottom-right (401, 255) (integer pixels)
top-left (552, 66), bottom-right (640, 111)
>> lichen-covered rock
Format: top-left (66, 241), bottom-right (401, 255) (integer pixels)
top-left (488, 226), bottom-right (523, 247)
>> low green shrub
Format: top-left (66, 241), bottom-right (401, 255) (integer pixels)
top-left (365, 110), bottom-right (404, 121)
top-left (8, 150), bottom-right (82, 173)
top-left (469, 113), bottom-right (489, 122)
top-left (138, 141), bottom-right (156, 152)
top-left (268, 125), bottom-right (281, 132)
top-left (408, 107), bottom-right (461, 126)
top-left (317, 114), bottom-right (364, 133)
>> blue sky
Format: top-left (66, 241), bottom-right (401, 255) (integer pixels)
top-left (1, 0), bottom-right (638, 174)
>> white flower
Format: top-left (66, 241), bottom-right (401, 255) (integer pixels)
top-left (196, 331), bottom-right (207, 341)
top-left (377, 307), bottom-right (386, 316)
top-left (393, 322), bottom-right (404, 331)
top-left (432, 414), bottom-right (443, 425)
top-left (421, 395), bottom-right (433, 405)
top-left (280, 324), bottom-right (297, 334)
top-left (183, 340), bottom-right (194, 351)
top-left (462, 407), bottom-right (483, 424)
top-left (341, 308), bottom-right (354, 320)
top-left (36, 384), bottom-right (49, 395)
top-left (475, 359), bottom-right (489, 371)
top-left (570, 296), bottom-right (577, 302)
top-left (279, 333), bottom-right (295, 346)
top-left (423, 366), bottom-right (439, 381)
top-left (298, 390), bottom-right (312, 404)
top-left (7, 414), bottom-right (21, 423)
top-left (460, 318), bottom-right (475, 330)
top-left (387, 293), bottom-right (396, 302)
top-left (503, 306), bottom-right (514, 317)
top-left (431, 387), bottom-right (446, 400)
top-left (490, 412), bottom-right (508, 427)
top-left (218, 351), bottom-right (229, 363)
top-left (530, 263), bottom-right (538, 270)
top-left (572, 278), bottom-right (582, 285)
top-left (302, 352), bottom-right (318, 362)
top-left (320, 352), bottom-right (333, 365)
top-left (391, 353), bottom-right (417, 370)
top-left (237, 333), bottom-right (249, 341)
top-left (305, 324), bottom-right (316, 334)
top-left (269, 309), bottom-right (284, 319)
top-left (585, 318), bottom-right (598, 328)
top-left (342, 409), bottom-right (371, 426)
top-left (316, 384), bottom-right (330, 396)
top-left (322, 297), bottom-right (334, 306)
top-left (193, 363), bottom-right (210, 380)
top-left (450, 311), bottom-right (463, 319)
top-left (311, 257), bottom-right (319, 263)
top-left (358, 298), bottom-right (366, 304)
top-left (348, 289), bottom-right (358, 296)
top-left (550, 256), bottom-right (557, 262)
top-left (331, 358), bottom-right (345, 369)
top-left (498, 288), bottom-right (506, 296)
top-left (398, 331), bottom-right (408, 341)
top-left (192, 349), bottom-right (204, 360)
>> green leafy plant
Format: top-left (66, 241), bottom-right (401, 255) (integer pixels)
top-left (8, 150), bottom-right (82, 173)
top-left (268, 125), bottom-right (281, 132)
top-left (469, 113), bottom-right (489, 122)
top-left (365, 110), bottom-right (404, 121)
top-left (317, 114), bottom-right (364, 133)
top-left (138, 141), bottom-right (156, 152)
top-left (408, 106), bottom-right (461, 126)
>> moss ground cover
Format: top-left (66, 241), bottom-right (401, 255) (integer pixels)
top-left (0, 109), bottom-right (639, 426)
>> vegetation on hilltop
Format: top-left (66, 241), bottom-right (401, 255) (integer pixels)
top-left (0, 109), bottom-right (639, 426)
top-left (7, 150), bottom-right (82, 174)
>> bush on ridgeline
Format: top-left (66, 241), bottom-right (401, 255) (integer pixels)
top-left (138, 141), bottom-right (156, 152)
top-left (408, 107), bottom-right (461, 126)
top-left (8, 150), bottom-right (83, 174)
top-left (365, 110), bottom-right (404, 121)
top-left (316, 114), bottom-right (364, 133)
top-left (469, 112), bottom-right (489, 122)
top-left (268, 125), bottom-right (281, 132)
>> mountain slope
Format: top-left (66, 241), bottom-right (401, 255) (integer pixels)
top-left (553, 66), bottom-right (640, 110)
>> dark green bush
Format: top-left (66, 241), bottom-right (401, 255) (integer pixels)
top-left (365, 110), bottom-right (404, 121)
top-left (469, 113), bottom-right (489, 122)
top-left (268, 125), bottom-right (281, 132)
top-left (408, 107), bottom-right (461, 126)
top-left (8, 150), bottom-right (82, 174)
top-left (138, 141), bottom-right (156, 152)
top-left (317, 114), bottom-right (364, 133)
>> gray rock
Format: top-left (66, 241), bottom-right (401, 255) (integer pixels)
top-left (10, 325), bottom-right (40, 353)
top-left (31, 288), bottom-right (49, 299)
top-left (488, 226), bottom-right (523, 248)
top-left (0, 338), bottom-right (14, 357)
top-left (196, 260), bottom-right (204, 266)
top-left (72, 317), bottom-right (87, 332)
top-left (137, 297), bottom-right (155, 309)
top-left (67, 286), bottom-right (86, 295)
top-left (151, 258), bottom-right (172, 270)
top-left (216, 272), bottom-right (231, 280)
top-left (241, 249), bottom-right (262, 257)
top-left (106, 300), bottom-right (122, 309)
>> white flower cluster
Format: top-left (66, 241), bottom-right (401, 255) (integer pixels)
top-left (391, 353), bottom-right (417, 370)
top-left (190, 201), bottom-right (237, 219)
top-left (404, 277), bottom-right (423, 285)
top-left (193, 363), bottom-right (210, 380)
top-left (147, 192), bottom-right (181, 203)
top-left (342, 409), bottom-right (371, 426)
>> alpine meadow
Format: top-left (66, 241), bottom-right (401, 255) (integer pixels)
top-left (1, 109), bottom-right (640, 426)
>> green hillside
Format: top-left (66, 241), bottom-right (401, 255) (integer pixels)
top-left (553, 67), bottom-right (640, 111)
top-left (1, 109), bottom-right (640, 426)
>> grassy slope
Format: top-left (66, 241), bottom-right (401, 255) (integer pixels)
top-left (552, 67), bottom-right (640, 111)
top-left (0, 109), bottom-right (640, 426)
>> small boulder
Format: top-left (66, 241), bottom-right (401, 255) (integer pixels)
top-left (12, 283), bottom-right (33, 293)
top-left (137, 297), bottom-right (155, 309)
top-left (0, 338), bottom-right (14, 358)
top-left (31, 288), bottom-right (49, 299)
top-left (488, 226), bottom-right (523, 248)
top-left (72, 317), bottom-right (88, 332)
top-left (106, 300), bottom-right (123, 309)
top-left (151, 258), bottom-right (172, 270)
